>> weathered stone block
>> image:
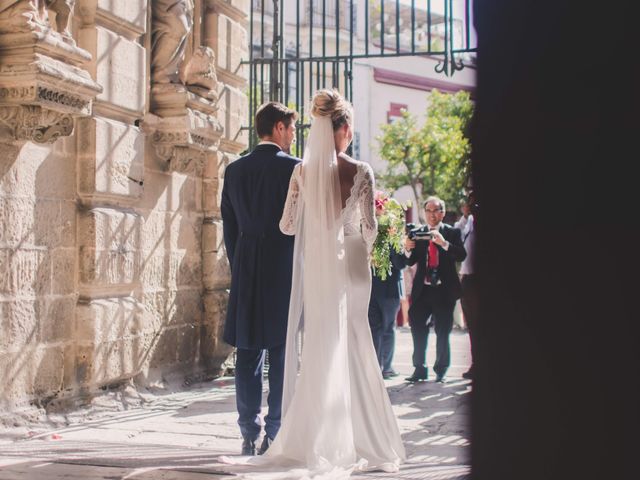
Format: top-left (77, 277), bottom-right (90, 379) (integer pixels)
top-left (178, 253), bottom-right (203, 287)
top-left (201, 290), bottom-right (233, 370)
top-left (76, 297), bottom-right (144, 344)
top-left (97, 0), bottom-right (148, 32)
top-left (231, 0), bottom-right (250, 13)
top-left (32, 346), bottom-right (65, 396)
top-left (79, 207), bottom-right (141, 251)
top-left (141, 209), bottom-right (199, 255)
top-left (95, 26), bottom-right (146, 113)
top-left (202, 220), bottom-right (223, 254)
top-left (78, 118), bottom-right (145, 199)
top-left (0, 302), bottom-right (9, 352)
top-left (33, 200), bottom-right (63, 246)
top-left (228, 18), bottom-right (247, 73)
top-left (79, 248), bottom-right (138, 285)
top-left (148, 327), bottom-right (178, 368)
top-left (203, 249), bottom-right (231, 290)
top-left (140, 253), bottom-right (177, 290)
top-left (202, 179), bottom-right (218, 216)
top-left (176, 324), bottom-right (199, 364)
top-left (0, 346), bottom-right (65, 404)
top-left (140, 210), bottom-right (165, 253)
top-left (202, 150), bottom-right (221, 179)
top-left (207, 13), bottom-right (227, 71)
top-left (174, 288), bottom-right (204, 325)
top-left (51, 248), bottom-right (76, 294)
top-left (141, 288), bottom-right (203, 330)
top-left (141, 210), bottom-right (201, 254)
top-left (138, 170), bottom-right (172, 211)
top-left (0, 198), bottom-right (74, 250)
top-left (204, 152), bottom-right (231, 215)
top-left (0, 197), bottom-right (34, 248)
top-left (181, 177), bottom-right (198, 211)
top-left (0, 249), bottom-right (51, 296)
top-left (141, 289), bottom-right (176, 330)
top-left (209, 13), bottom-right (247, 75)
top-left (38, 296), bottom-right (76, 344)
top-left (218, 85), bottom-right (248, 145)
top-left (0, 300), bottom-right (39, 351)
top-left (75, 334), bottom-right (149, 386)
top-left (78, 207), bottom-right (141, 286)
top-left (59, 201), bottom-right (77, 248)
top-left (0, 123), bottom-right (75, 200)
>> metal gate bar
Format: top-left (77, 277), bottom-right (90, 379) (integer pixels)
top-left (245, 1), bottom-right (477, 155)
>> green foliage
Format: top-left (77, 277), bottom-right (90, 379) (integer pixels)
top-left (371, 192), bottom-right (410, 281)
top-left (376, 89), bottom-right (473, 221)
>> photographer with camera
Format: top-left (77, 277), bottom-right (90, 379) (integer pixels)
top-left (404, 196), bottom-right (467, 383)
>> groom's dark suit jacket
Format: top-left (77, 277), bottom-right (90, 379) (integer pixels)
top-left (407, 224), bottom-right (467, 302)
top-left (221, 144), bottom-right (300, 350)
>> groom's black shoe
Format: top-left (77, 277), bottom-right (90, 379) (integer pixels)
top-left (241, 437), bottom-right (256, 456)
top-left (405, 368), bottom-right (428, 383)
top-left (257, 436), bottom-right (273, 455)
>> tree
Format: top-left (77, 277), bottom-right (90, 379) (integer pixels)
top-left (376, 89), bottom-right (473, 221)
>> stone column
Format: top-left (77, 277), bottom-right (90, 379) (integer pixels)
top-left (0, 0), bottom-right (101, 409)
top-left (200, 0), bottom-right (248, 370)
top-left (72, 0), bottom-right (148, 392)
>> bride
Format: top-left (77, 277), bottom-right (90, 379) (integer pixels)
top-left (220, 89), bottom-right (405, 478)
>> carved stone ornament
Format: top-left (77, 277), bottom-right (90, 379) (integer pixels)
top-left (151, 0), bottom-right (195, 84)
top-left (0, 0), bottom-right (76, 44)
top-left (0, 104), bottom-right (72, 142)
top-left (151, 109), bottom-right (223, 174)
top-left (0, 1), bottom-right (101, 144)
top-left (179, 46), bottom-right (218, 93)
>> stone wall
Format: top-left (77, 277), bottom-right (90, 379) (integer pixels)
top-left (0, 0), bottom-right (247, 410)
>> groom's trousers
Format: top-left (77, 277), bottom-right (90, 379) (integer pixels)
top-left (408, 285), bottom-right (455, 377)
top-left (235, 344), bottom-right (285, 442)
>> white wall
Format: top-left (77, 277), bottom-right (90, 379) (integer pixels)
top-left (351, 54), bottom-right (475, 220)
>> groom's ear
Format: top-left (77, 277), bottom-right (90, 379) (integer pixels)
top-left (275, 121), bottom-right (285, 132)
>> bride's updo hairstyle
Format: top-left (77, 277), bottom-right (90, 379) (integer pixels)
top-left (310, 89), bottom-right (353, 131)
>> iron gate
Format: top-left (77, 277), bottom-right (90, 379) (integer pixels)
top-left (245, 0), bottom-right (477, 156)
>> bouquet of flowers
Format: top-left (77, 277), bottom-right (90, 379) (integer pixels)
top-left (371, 190), bottom-right (410, 281)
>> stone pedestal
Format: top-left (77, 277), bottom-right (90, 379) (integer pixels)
top-left (0, 30), bottom-right (101, 144)
top-left (150, 84), bottom-right (223, 174)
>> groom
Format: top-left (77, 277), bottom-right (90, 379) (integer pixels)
top-left (221, 102), bottom-right (299, 456)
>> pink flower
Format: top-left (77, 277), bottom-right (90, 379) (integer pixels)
top-left (375, 190), bottom-right (389, 215)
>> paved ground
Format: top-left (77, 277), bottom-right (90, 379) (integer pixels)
top-left (0, 327), bottom-right (472, 480)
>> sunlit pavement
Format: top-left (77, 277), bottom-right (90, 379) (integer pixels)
top-left (0, 327), bottom-right (472, 480)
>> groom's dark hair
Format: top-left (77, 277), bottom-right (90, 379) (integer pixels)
top-left (255, 102), bottom-right (298, 138)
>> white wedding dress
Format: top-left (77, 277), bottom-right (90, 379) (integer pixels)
top-left (219, 117), bottom-right (405, 479)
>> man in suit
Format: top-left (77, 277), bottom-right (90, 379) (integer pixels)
top-left (404, 196), bottom-right (467, 383)
top-left (221, 102), bottom-right (299, 456)
top-left (368, 250), bottom-right (406, 379)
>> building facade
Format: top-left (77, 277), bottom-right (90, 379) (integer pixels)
top-left (0, 0), bottom-right (248, 411)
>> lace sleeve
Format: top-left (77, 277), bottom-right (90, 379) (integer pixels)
top-left (279, 164), bottom-right (302, 235)
top-left (358, 163), bottom-right (378, 252)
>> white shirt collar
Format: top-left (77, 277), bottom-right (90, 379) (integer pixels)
top-left (258, 141), bottom-right (282, 150)
top-left (427, 222), bottom-right (443, 231)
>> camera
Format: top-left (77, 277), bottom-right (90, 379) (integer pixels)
top-left (406, 223), bottom-right (433, 241)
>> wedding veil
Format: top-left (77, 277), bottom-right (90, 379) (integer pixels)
top-left (275, 114), bottom-right (356, 465)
